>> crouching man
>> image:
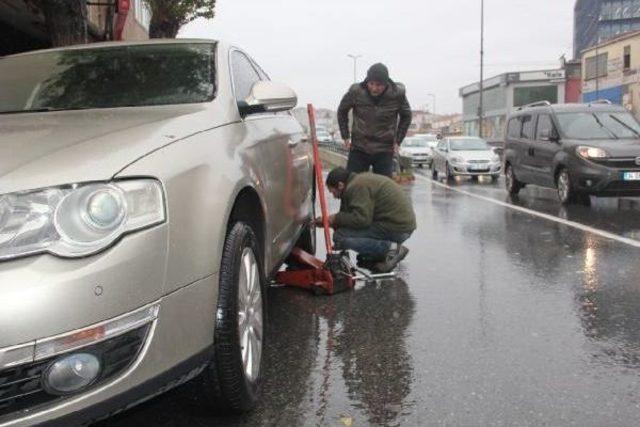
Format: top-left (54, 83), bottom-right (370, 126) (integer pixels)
top-left (316, 167), bottom-right (416, 273)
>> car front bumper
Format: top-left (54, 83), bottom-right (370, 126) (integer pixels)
top-left (0, 226), bottom-right (218, 426)
top-left (450, 162), bottom-right (502, 176)
top-left (410, 155), bottom-right (432, 165)
top-left (568, 158), bottom-right (640, 197)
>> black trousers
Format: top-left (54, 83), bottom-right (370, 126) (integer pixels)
top-left (346, 149), bottom-right (394, 177)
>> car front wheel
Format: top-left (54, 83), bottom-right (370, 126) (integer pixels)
top-left (202, 221), bottom-right (265, 413)
top-left (557, 168), bottom-right (577, 205)
top-left (505, 164), bottom-right (523, 195)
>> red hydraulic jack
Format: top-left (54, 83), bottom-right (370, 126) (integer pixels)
top-left (275, 104), bottom-right (395, 295)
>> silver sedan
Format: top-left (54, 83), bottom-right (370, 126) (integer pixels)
top-left (0, 39), bottom-right (314, 425)
top-left (431, 136), bottom-right (502, 181)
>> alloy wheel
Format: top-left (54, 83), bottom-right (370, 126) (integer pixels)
top-left (557, 170), bottom-right (571, 203)
top-left (237, 247), bottom-right (263, 382)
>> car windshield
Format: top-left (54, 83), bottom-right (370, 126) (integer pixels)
top-left (404, 139), bottom-right (428, 148)
top-left (450, 138), bottom-right (489, 151)
top-left (556, 112), bottom-right (640, 140)
top-left (0, 43), bottom-right (216, 114)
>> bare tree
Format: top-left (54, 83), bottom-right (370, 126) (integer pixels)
top-left (145, 0), bottom-right (216, 38)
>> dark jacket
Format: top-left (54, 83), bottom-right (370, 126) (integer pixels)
top-left (337, 81), bottom-right (412, 154)
top-left (334, 172), bottom-right (416, 233)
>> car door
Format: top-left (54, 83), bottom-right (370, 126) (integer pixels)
top-left (531, 113), bottom-right (561, 187)
top-left (230, 50), bottom-right (303, 269)
top-left (517, 114), bottom-right (539, 183)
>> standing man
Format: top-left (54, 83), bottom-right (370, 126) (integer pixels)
top-left (316, 167), bottom-right (416, 273)
top-left (337, 63), bottom-right (412, 177)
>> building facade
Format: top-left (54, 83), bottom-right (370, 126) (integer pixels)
top-left (575, 0), bottom-right (640, 59)
top-left (460, 70), bottom-right (567, 141)
top-left (582, 30), bottom-right (640, 116)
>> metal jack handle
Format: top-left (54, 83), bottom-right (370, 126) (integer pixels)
top-left (308, 104), bottom-right (333, 254)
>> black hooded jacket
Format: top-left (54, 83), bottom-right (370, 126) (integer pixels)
top-left (337, 81), bottom-right (412, 154)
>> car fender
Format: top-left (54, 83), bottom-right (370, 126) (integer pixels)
top-left (115, 122), bottom-right (267, 296)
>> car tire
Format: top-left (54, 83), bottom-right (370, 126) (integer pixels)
top-left (201, 221), bottom-right (265, 414)
top-left (556, 168), bottom-right (577, 205)
top-left (505, 164), bottom-right (523, 195)
top-left (446, 163), bottom-right (454, 181)
top-left (294, 220), bottom-right (316, 255)
top-left (431, 162), bottom-right (438, 180)
top-left (491, 174), bottom-right (500, 182)
top-left (471, 175), bottom-right (479, 182)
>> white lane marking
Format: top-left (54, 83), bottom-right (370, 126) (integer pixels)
top-left (414, 173), bottom-right (640, 249)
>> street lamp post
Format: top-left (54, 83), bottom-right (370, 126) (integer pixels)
top-left (478, 0), bottom-right (485, 138)
top-left (427, 93), bottom-right (437, 116)
top-left (347, 54), bottom-right (362, 84)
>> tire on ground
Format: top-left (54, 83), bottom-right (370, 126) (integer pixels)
top-left (201, 221), bottom-right (265, 414)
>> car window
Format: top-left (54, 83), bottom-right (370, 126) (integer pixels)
top-left (536, 114), bottom-right (554, 139)
top-left (556, 112), bottom-right (640, 140)
top-left (0, 43), bottom-right (216, 113)
top-left (231, 50), bottom-right (261, 103)
top-left (521, 115), bottom-right (535, 139)
top-left (450, 138), bottom-right (489, 151)
top-left (507, 117), bottom-right (521, 139)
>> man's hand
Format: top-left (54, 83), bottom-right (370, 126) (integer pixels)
top-left (344, 139), bottom-right (351, 150)
top-left (314, 215), bottom-right (336, 228)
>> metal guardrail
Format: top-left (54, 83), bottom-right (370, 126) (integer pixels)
top-left (318, 142), bottom-right (349, 156)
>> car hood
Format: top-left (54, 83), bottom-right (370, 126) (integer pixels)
top-left (565, 138), bottom-right (640, 157)
top-left (0, 104), bottom-right (220, 194)
top-left (450, 150), bottom-right (496, 161)
top-left (401, 147), bottom-right (431, 155)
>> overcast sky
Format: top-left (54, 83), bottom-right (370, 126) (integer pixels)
top-left (180, 0), bottom-right (574, 114)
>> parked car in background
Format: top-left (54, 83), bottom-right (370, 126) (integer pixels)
top-left (0, 39), bottom-right (314, 426)
top-left (316, 129), bottom-right (335, 145)
top-left (399, 136), bottom-right (433, 168)
top-left (431, 136), bottom-right (502, 181)
top-left (504, 101), bottom-right (640, 205)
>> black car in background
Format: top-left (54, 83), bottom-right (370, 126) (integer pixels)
top-left (504, 101), bottom-right (640, 205)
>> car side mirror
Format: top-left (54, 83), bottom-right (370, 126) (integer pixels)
top-left (539, 128), bottom-right (560, 143)
top-left (238, 81), bottom-right (297, 117)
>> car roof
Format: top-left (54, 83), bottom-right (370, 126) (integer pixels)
top-left (509, 102), bottom-right (628, 118)
top-left (3, 38), bottom-right (219, 58)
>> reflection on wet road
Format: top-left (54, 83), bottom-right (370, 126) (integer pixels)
top-left (425, 172), bottom-right (640, 241)
top-left (103, 175), bottom-right (640, 426)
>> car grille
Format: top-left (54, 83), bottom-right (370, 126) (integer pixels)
top-left (0, 325), bottom-right (149, 420)
top-left (604, 181), bottom-right (640, 191)
top-left (592, 158), bottom-right (640, 169)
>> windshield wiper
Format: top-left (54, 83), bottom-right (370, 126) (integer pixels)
top-left (608, 114), bottom-right (640, 138)
top-left (591, 113), bottom-right (619, 139)
top-left (0, 108), bottom-right (56, 115)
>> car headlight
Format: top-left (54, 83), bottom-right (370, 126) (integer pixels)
top-left (576, 146), bottom-right (609, 159)
top-left (450, 156), bottom-right (464, 164)
top-left (0, 179), bottom-right (165, 261)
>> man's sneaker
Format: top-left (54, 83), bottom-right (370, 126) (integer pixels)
top-left (372, 245), bottom-right (409, 273)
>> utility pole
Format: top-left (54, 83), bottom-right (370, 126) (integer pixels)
top-left (478, 0), bottom-right (485, 138)
top-left (347, 54), bottom-right (362, 84)
top-left (427, 93), bottom-right (437, 116)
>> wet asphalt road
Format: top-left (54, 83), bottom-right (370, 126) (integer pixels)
top-left (100, 173), bottom-right (640, 426)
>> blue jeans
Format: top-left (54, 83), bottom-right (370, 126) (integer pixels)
top-left (333, 224), bottom-right (412, 261)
